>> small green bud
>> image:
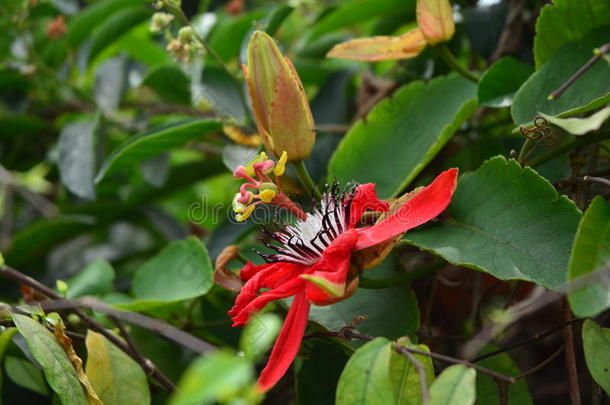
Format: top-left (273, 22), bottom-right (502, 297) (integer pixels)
top-left (178, 26), bottom-right (201, 48)
top-left (150, 12), bottom-right (174, 33)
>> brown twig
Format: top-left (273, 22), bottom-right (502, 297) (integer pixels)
top-left (37, 297), bottom-right (215, 355)
top-left (0, 265), bottom-right (178, 392)
top-left (306, 328), bottom-right (517, 384)
top-left (394, 343), bottom-right (430, 404)
top-left (515, 344), bottom-right (565, 381)
top-left (562, 299), bottom-right (581, 405)
top-left (110, 316), bottom-right (176, 391)
top-left (471, 317), bottom-right (581, 363)
top-left (548, 43), bottom-right (610, 100)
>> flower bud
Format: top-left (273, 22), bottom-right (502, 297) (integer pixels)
top-left (150, 12), bottom-right (174, 33)
top-left (178, 26), bottom-right (201, 49)
top-left (416, 0), bottom-right (455, 45)
top-left (245, 31), bottom-right (315, 161)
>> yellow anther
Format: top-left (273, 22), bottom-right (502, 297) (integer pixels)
top-left (259, 188), bottom-right (277, 203)
top-left (273, 151), bottom-right (288, 176)
top-left (235, 204), bottom-right (257, 222)
top-left (242, 151), bottom-right (270, 177)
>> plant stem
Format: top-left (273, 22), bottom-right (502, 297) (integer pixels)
top-left (293, 160), bottom-right (322, 200)
top-left (563, 298), bottom-right (582, 405)
top-left (548, 43), bottom-right (610, 100)
top-left (471, 318), bottom-right (581, 363)
top-left (309, 328), bottom-right (517, 384)
top-left (170, 5), bottom-right (251, 121)
top-left (434, 44), bottom-right (480, 83)
top-left (359, 261), bottom-right (444, 289)
top-left (527, 131), bottom-right (610, 167)
top-left (583, 175), bottom-right (610, 187)
top-left (515, 344), bottom-right (565, 380)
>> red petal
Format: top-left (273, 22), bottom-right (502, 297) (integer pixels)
top-left (355, 168), bottom-right (458, 250)
top-left (302, 229), bottom-right (358, 304)
top-left (239, 261), bottom-right (276, 281)
top-left (346, 183), bottom-right (390, 228)
top-left (229, 262), bottom-right (303, 324)
top-left (230, 275), bottom-right (305, 326)
top-left (257, 290), bottom-right (310, 392)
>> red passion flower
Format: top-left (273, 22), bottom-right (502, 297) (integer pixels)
top-left (229, 168), bottom-right (458, 392)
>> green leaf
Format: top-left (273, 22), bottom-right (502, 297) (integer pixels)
top-left (405, 156), bottom-right (581, 290)
top-left (88, 6), bottom-right (152, 63)
top-left (66, 259), bottom-right (115, 299)
top-left (512, 28), bottom-right (610, 125)
top-left (582, 319), bottom-right (610, 396)
top-left (124, 237), bottom-right (213, 310)
top-left (308, 254), bottom-right (419, 340)
top-left (141, 64), bottom-right (192, 105)
top-left (169, 351), bottom-right (253, 405)
top-left (95, 57), bottom-right (128, 113)
top-left (238, 313), bottom-right (281, 362)
top-left (111, 24), bottom-right (171, 67)
top-left (477, 57), bottom-right (533, 108)
top-left (85, 331), bottom-right (150, 405)
top-left (95, 119), bottom-right (222, 182)
top-left (208, 11), bottom-right (266, 62)
top-left (475, 346), bottom-right (532, 405)
top-left (328, 74), bottom-right (477, 198)
top-left (308, 0), bottom-right (413, 41)
top-left (4, 215), bottom-right (95, 270)
top-left (264, 5), bottom-right (294, 36)
top-left (539, 106), bottom-right (610, 136)
top-left (390, 341), bottom-right (435, 405)
top-left (196, 65), bottom-right (246, 121)
top-left (4, 355), bottom-right (49, 396)
top-left (533, 0), bottom-right (610, 69)
top-left (429, 365), bottom-right (476, 405)
top-left (568, 196), bottom-right (610, 317)
top-left (335, 338), bottom-right (395, 405)
top-left (0, 328), bottom-right (18, 403)
top-left (296, 340), bottom-right (349, 405)
top-left (67, 0), bottom-right (146, 48)
top-left (58, 116), bottom-right (99, 200)
top-left (11, 314), bottom-right (88, 405)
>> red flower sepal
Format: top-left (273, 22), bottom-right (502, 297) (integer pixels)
top-left (228, 168), bottom-right (458, 392)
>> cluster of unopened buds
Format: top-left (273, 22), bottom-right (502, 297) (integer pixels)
top-left (150, 1), bottom-right (202, 62)
top-left (231, 151), bottom-right (306, 222)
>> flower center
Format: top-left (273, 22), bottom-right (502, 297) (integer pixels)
top-left (259, 183), bottom-right (356, 265)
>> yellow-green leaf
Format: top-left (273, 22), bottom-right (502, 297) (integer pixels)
top-left (85, 331), bottom-right (150, 405)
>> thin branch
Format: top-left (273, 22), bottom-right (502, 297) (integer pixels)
top-left (515, 345), bottom-right (565, 380)
top-left (471, 318), bottom-right (581, 363)
top-left (38, 297), bottom-right (215, 355)
top-left (563, 299), bottom-right (582, 405)
top-left (394, 342), bottom-right (430, 405)
top-left (548, 43), bottom-right (610, 100)
top-left (110, 316), bottom-right (176, 391)
top-left (315, 124), bottom-right (351, 134)
top-left (307, 328), bottom-right (517, 384)
top-left (583, 175), bottom-right (610, 187)
top-left (0, 265), bottom-right (178, 392)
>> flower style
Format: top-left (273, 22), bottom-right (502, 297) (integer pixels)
top-left (229, 168), bottom-right (458, 392)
